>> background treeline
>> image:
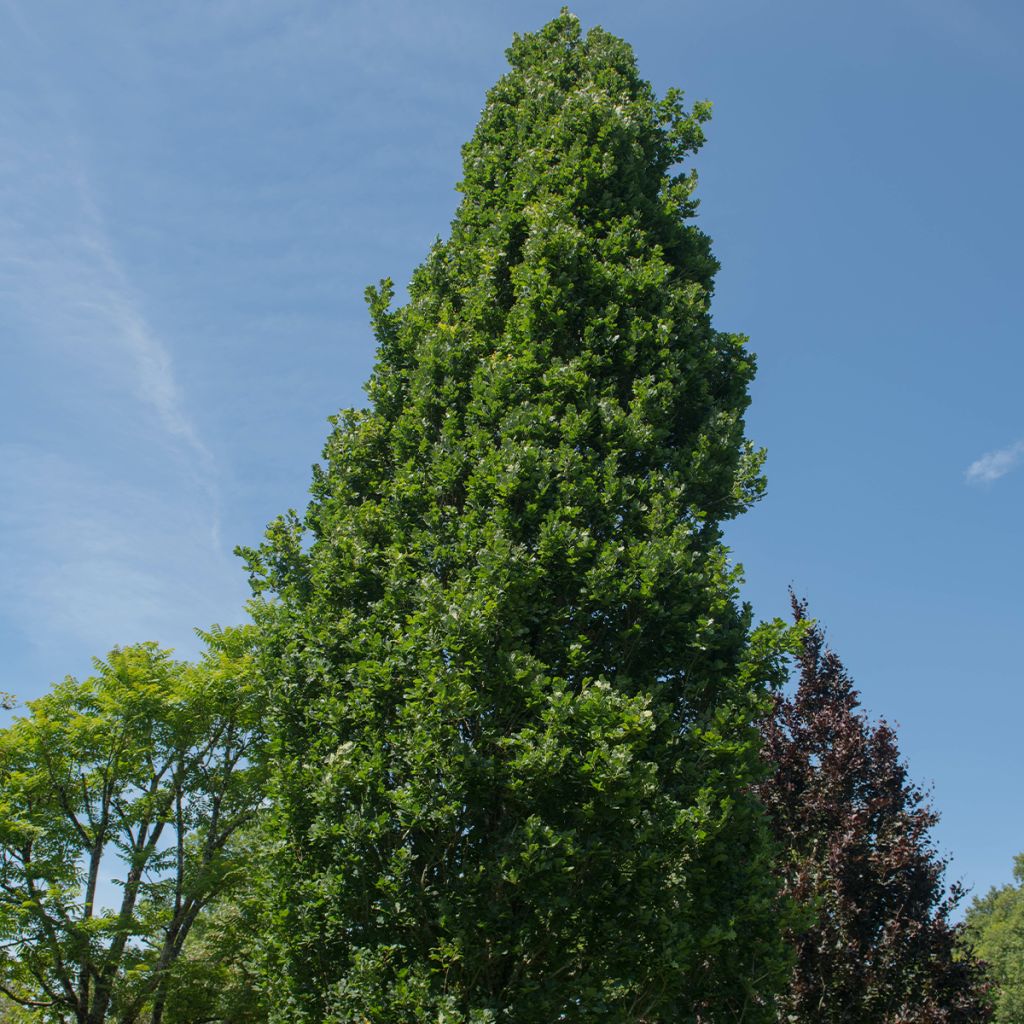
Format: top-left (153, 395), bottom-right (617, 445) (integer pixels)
top-left (0, 10), bottom-right (1015, 1023)
top-left (1, 614), bottom-right (1015, 1022)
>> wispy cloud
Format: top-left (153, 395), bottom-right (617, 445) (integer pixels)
top-left (1, 0), bottom-right (220, 529)
top-left (965, 440), bottom-right (1024, 484)
top-left (74, 182), bottom-right (215, 476)
top-left (0, 2), bottom-right (237, 685)
top-left (0, 91), bottom-right (214, 485)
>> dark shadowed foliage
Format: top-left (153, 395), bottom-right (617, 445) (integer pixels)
top-left (760, 597), bottom-right (991, 1024)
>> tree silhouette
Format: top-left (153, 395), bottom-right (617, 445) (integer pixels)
top-left (760, 596), bottom-right (990, 1023)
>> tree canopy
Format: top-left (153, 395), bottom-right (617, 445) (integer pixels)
top-left (0, 627), bottom-right (267, 1024)
top-left (241, 8), bottom-right (789, 1022)
top-left (964, 854), bottom-right (1024, 1024)
top-left (759, 598), bottom-right (990, 1024)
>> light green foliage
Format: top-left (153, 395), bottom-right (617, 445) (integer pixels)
top-left (964, 855), bottom-right (1024, 1023)
top-left (0, 627), bottom-right (267, 1024)
top-left (159, 821), bottom-right (273, 1024)
top-left (243, 10), bottom-right (786, 1021)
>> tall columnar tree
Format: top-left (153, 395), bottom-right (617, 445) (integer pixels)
top-left (243, 11), bottom-right (788, 1022)
top-left (759, 598), bottom-right (991, 1024)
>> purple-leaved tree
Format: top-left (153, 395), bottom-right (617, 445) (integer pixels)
top-left (759, 596), bottom-right (991, 1024)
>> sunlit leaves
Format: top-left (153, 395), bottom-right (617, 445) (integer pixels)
top-left (964, 856), bottom-right (1024, 1023)
top-left (245, 9), bottom-right (785, 1022)
top-left (0, 628), bottom-right (267, 1024)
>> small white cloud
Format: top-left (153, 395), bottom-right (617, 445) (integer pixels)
top-left (965, 440), bottom-right (1024, 484)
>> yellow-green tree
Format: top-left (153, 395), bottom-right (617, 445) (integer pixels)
top-left (965, 856), bottom-right (1024, 1023)
top-left (0, 628), bottom-right (267, 1024)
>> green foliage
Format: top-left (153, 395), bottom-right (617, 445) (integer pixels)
top-left (159, 821), bottom-right (274, 1024)
top-left (0, 627), bottom-right (268, 1024)
top-left (964, 855), bottom-right (1024, 1023)
top-left (243, 9), bottom-right (788, 1021)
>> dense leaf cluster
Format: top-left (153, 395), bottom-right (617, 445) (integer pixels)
top-left (760, 598), bottom-right (991, 1024)
top-left (0, 628), bottom-right (267, 1024)
top-left (242, 10), bottom-right (785, 1022)
top-left (964, 857), bottom-right (1024, 1023)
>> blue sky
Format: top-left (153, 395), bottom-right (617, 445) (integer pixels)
top-left (2, 0), bottom-right (1021, 909)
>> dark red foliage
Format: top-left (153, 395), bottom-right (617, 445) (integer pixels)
top-left (759, 596), bottom-right (991, 1024)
